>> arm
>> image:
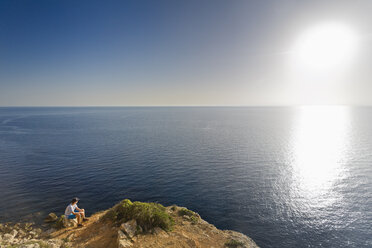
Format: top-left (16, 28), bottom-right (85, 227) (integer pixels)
top-left (75, 205), bottom-right (84, 213)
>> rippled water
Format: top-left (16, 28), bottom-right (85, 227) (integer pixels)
top-left (0, 107), bottom-right (371, 247)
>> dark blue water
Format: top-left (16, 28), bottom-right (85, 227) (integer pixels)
top-left (0, 107), bottom-right (371, 247)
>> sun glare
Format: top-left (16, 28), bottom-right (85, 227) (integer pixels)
top-left (288, 23), bottom-right (359, 104)
top-left (293, 23), bottom-right (358, 71)
top-left (289, 106), bottom-right (350, 208)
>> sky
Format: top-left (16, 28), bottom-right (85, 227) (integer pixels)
top-left (0, 0), bottom-right (371, 106)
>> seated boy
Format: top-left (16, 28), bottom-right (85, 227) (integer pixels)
top-left (64, 197), bottom-right (88, 227)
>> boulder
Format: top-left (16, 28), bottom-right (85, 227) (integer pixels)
top-left (3, 233), bottom-right (14, 242)
top-left (18, 229), bottom-right (26, 238)
top-left (120, 219), bottom-right (137, 238)
top-left (117, 230), bottom-right (132, 248)
top-left (118, 230), bottom-right (127, 239)
top-left (29, 231), bottom-right (37, 238)
top-left (183, 215), bottom-right (191, 220)
top-left (10, 229), bottom-right (18, 237)
top-left (63, 217), bottom-right (77, 228)
top-left (45, 213), bottom-right (58, 223)
top-left (118, 239), bottom-right (133, 248)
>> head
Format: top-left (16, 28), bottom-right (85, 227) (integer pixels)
top-left (71, 197), bottom-right (79, 205)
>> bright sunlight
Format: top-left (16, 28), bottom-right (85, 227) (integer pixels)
top-left (293, 22), bottom-right (358, 71)
top-left (288, 22), bottom-right (359, 104)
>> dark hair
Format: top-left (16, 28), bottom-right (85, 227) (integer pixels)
top-left (71, 197), bottom-right (79, 204)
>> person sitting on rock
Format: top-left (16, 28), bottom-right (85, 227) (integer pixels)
top-left (64, 197), bottom-right (88, 227)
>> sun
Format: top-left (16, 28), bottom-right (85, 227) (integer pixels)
top-left (293, 23), bottom-right (358, 71)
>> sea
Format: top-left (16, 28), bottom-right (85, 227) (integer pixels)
top-left (0, 106), bottom-right (371, 247)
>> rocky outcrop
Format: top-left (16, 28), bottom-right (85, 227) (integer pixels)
top-left (0, 222), bottom-right (71, 248)
top-left (44, 213), bottom-right (58, 223)
top-left (0, 201), bottom-right (258, 248)
top-left (120, 219), bottom-right (137, 239)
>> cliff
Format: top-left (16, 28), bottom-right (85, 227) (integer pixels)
top-left (0, 199), bottom-right (258, 248)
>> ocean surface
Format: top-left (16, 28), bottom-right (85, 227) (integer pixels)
top-left (0, 107), bottom-right (371, 247)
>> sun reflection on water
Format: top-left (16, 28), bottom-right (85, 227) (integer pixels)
top-left (289, 106), bottom-right (351, 208)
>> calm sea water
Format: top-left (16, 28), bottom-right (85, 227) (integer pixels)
top-left (0, 107), bottom-right (371, 247)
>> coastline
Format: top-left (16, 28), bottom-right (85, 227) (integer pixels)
top-left (0, 199), bottom-right (258, 248)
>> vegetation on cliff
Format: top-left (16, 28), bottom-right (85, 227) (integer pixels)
top-left (103, 199), bottom-right (174, 232)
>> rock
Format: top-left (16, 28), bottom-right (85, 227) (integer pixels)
top-left (47, 243), bottom-right (60, 248)
top-left (3, 233), bottom-right (14, 242)
top-left (25, 222), bottom-right (33, 229)
top-left (118, 230), bottom-right (127, 239)
top-left (18, 229), bottom-right (26, 237)
top-left (183, 215), bottom-right (191, 220)
top-left (29, 230), bottom-right (37, 237)
top-left (46, 239), bottom-right (63, 248)
top-left (117, 230), bottom-right (132, 247)
top-left (118, 239), bottom-right (133, 248)
top-left (45, 228), bottom-right (56, 235)
top-left (20, 245), bottom-right (36, 248)
top-left (45, 213), bottom-right (58, 223)
top-left (66, 233), bottom-right (75, 241)
top-left (21, 243), bottom-right (40, 248)
top-left (10, 229), bottom-right (18, 237)
top-left (152, 227), bottom-right (169, 238)
top-left (120, 219), bottom-right (137, 238)
top-left (63, 217), bottom-right (77, 227)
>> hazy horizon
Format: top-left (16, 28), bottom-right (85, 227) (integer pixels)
top-left (1, 104), bottom-right (372, 108)
top-left (1, 0), bottom-right (371, 106)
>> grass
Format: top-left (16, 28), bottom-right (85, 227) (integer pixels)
top-left (178, 207), bottom-right (200, 224)
top-left (225, 239), bottom-right (245, 248)
top-left (103, 199), bottom-right (174, 232)
top-left (54, 215), bottom-right (66, 229)
top-left (190, 215), bottom-right (199, 225)
top-left (178, 208), bottom-right (196, 217)
top-left (38, 241), bottom-right (53, 248)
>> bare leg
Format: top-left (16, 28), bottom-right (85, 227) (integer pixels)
top-left (80, 209), bottom-right (85, 219)
top-left (76, 213), bottom-right (82, 224)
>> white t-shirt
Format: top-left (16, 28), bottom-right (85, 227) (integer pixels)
top-left (65, 203), bottom-right (77, 216)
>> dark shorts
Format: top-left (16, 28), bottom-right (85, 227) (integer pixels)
top-left (67, 209), bottom-right (80, 219)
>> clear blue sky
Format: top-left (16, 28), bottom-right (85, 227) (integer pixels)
top-left (1, 0), bottom-right (371, 106)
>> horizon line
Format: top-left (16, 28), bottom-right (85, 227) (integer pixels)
top-left (0, 104), bottom-right (370, 108)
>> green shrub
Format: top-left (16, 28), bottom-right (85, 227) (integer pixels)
top-left (190, 215), bottom-right (199, 225)
top-left (103, 199), bottom-right (174, 232)
top-left (225, 239), bottom-right (245, 248)
top-left (54, 215), bottom-right (65, 229)
top-left (178, 208), bottom-right (196, 217)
